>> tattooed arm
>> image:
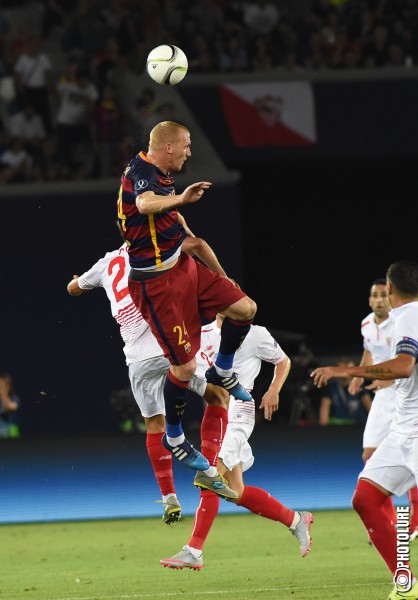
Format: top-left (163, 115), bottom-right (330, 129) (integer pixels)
top-left (310, 353), bottom-right (415, 388)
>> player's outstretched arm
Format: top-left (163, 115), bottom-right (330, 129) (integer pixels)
top-left (136, 182), bottom-right (212, 214)
top-left (67, 275), bottom-right (86, 297)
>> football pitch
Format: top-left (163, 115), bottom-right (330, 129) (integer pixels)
top-left (1, 509), bottom-right (411, 600)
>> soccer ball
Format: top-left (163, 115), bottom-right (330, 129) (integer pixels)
top-left (146, 44), bottom-right (188, 86)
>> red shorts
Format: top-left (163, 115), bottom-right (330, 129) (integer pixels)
top-left (128, 252), bottom-right (246, 365)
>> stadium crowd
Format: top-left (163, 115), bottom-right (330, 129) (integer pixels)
top-left (0, 0), bottom-right (417, 182)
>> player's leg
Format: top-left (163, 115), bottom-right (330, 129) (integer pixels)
top-left (190, 382), bottom-right (237, 499)
top-left (196, 264), bottom-right (256, 401)
top-left (408, 486), bottom-right (418, 540)
top-left (222, 458), bottom-right (313, 557)
top-left (206, 302), bottom-right (255, 401)
top-left (130, 260), bottom-right (210, 472)
top-left (129, 358), bottom-right (181, 524)
top-left (352, 434), bottom-right (417, 592)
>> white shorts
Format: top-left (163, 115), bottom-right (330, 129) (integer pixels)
top-left (358, 430), bottom-right (417, 496)
top-left (129, 357), bottom-right (207, 418)
top-left (219, 420), bottom-right (254, 472)
top-left (363, 388), bottom-right (395, 448)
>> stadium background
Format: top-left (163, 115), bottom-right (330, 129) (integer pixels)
top-left (1, 55), bottom-right (418, 523)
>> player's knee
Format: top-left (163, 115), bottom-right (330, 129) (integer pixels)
top-left (204, 383), bottom-right (229, 407)
top-left (171, 361), bottom-right (196, 381)
top-left (244, 297), bottom-right (257, 320)
top-left (352, 482), bottom-right (368, 515)
top-left (145, 414), bottom-right (165, 433)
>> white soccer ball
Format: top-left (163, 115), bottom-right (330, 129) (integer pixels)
top-left (146, 44), bottom-right (188, 86)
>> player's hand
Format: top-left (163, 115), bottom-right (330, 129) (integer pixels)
top-left (259, 390), bottom-right (279, 421)
top-left (348, 376), bottom-right (363, 395)
top-left (365, 379), bottom-right (394, 391)
top-left (181, 181), bottom-right (212, 205)
top-left (311, 366), bottom-right (339, 388)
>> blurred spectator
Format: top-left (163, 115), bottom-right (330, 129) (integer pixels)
top-left (249, 34), bottom-right (276, 71)
top-left (0, 371), bottom-right (21, 439)
top-left (41, 0), bottom-right (72, 39)
top-left (91, 82), bottom-right (124, 178)
top-left (7, 101), bottom-right (46, 165)
top-left (188, 0), bottom-right (224, 41)
top-left (90, 35), bottom-right (120, 90)
top-left (107, 54), bottom-right (140, 124)
top-left (0, 136), bottom-right (32, 183)
top-left (55, 63), bottom-right (98, 179)
top-left (13, 34), bottom-right (53, 134)
top-left (160, 0), bottom-right (185, 37)
top-left (218, 32), bottom-right (249, 72)
top-left (61, 0), bottom-right (112, 58)
top-left (243, 0), bottom-right (281, 38)
top-left (318, 356), bottom-right (372, 426)
top-left (360, 22), bottom-right (390, 67)
top-left (279, 342), bottom-right (320, 426)
top-left (132, 87), bottom-right (157, 144)
top-left (32, 135), bottom-right (63, 182)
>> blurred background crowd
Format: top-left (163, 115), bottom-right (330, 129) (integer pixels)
top-left (0, 0), bottom-right (418, 183)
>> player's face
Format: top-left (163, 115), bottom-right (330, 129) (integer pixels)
top-left (369, 284), bottom-right (391, 319)
top-left (169, 132), bottom-right (191, 172)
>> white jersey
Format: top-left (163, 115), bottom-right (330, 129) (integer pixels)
top-left (360, 311), bottom-right (396, 447)
top-left (77, 244), bottom-right (163, 365)
top-left (361, 311), bottom-right (394, 364)
top-left (196, 321), bottom-right (286, 426)
top-left (389, 302), bottom-right (418, 437)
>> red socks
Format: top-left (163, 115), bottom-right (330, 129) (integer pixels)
top-left (352, 479), bottom-right (398, 573)
top-left (200, 405), bottom-right (228, 466)
top-left (408, 486), bottom-right (418, 530)
top-left (146, 432), bottom-right (174, 497)
top-left (237, 485), bottom-right (295, 527)
top-left (188, 490), bottom-right (220, 550)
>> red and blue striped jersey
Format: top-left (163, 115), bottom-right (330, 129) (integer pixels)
top-left (117, 151), bottom-right (186, 270)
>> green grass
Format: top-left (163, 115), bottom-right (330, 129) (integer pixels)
top-left (0, 509), bottom-right (413, 600)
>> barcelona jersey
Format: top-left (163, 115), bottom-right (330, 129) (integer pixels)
top-left (117, 151), bottom-right (186, 270)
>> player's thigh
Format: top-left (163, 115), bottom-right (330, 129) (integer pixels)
top-left (128, 357), bottom-right (169, 417)
top-left (196, 261), bottom-right (248, 323)
top-left (362, 398), bottom-right (393, 448)
top-left (359, 432), bottom-right (416, 496)
top-left (219, 423), bottom-right (254, 472)
top-left (135, 260), bottom-right (202, 365)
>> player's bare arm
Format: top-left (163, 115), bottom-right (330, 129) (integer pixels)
top-left (182, 236), bottom-right (227, 277)
top-left (136, 182), bottom-right (212, 214)
top-left (348, 349), bottom-right (372, 395)
top-left (311, 353), bottom-right (415, 388)
top-left (67, 275), bottom-right (86, 297)
top-left (259, 355), bottom-right (291, 421)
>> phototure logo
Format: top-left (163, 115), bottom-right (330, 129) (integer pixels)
top-left (394, 506), bottom-right (412, 592)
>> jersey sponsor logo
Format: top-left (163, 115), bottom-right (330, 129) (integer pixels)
top-left (134, 179), bottom-right (148, 191)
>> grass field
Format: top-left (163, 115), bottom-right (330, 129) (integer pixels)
top-left (1, 509), bottom-right (414, 600)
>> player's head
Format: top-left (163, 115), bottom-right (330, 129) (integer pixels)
top-left (369, 277), bottom-right (390, 320)
top-left (148, 121), bottom-right (191, 173)
top-left (386, 260), bottom-right (418, 301)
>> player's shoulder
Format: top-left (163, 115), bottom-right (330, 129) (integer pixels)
top-left (361, 312), bottom-right (374, 329)
top-left (246, 324), bottom-right (275, 344)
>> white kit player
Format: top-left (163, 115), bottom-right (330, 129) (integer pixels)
top-left (348, 278), bottom-right (418, 540)
top-left (311, 260), bottom-right (418, 600)
top-left (160, 313), bottom-right (314, 570)
top-left (67, 239), bottom-right (239, 525)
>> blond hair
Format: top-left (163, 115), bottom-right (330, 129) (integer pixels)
top-left (149, 121), bottom-right (189, 151)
